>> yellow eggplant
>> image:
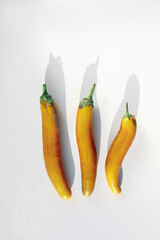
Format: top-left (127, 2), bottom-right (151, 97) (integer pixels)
top-left (76, 84), bottom-right (97, 197)
top-left (105, 103), bottom-right (137, 194)
top-left (40, 84), bottom-right (71, 200)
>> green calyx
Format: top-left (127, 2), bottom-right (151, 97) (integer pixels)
top-left (40, 84), bottom-right (55, 105)
top-left (123, 102), bottom-right (133, 119)
top-left (79, 84), bottom-right (96, 108)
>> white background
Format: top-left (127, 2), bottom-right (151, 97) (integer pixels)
top-left (1, 0), bottom-right (160, 239)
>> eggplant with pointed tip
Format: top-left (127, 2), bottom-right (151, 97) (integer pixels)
top-left (76, 84), bottom-right (97, 197)
top-left (40, 84), bottom-right (72, 200)
top-left (105, 103), bottom-right (137, 194)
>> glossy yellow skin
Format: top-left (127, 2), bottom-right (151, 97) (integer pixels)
top-left (41, 100), bottom-right (72, 200)
top-left (105, 116), bottom-right (136, 194)
top-left (76, 105), bottom-right (97, 197)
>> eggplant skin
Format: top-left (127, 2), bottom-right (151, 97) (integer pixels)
top-left (76, 105), bottom-right (97, 197)
top-left (41, 100), bottom-right (72, 200)
top-left (105, 116), bottom-right (136, 194)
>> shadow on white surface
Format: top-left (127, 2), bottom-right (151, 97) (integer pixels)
top-left (80, 57), bottom-right (101, 160)
top-left (107, 74), bottom-right (140, 186)
top-left (45, 53), bottom-right (75, 187)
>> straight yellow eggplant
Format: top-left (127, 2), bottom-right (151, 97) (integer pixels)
top-left (40, 84), bottom-right (71, 200)
top-left (105, 103), bottom-right (137, 194)
top-left (76, 84), bottom-right (97, 197)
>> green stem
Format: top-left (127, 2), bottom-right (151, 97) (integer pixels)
top-left (42, 84), bottom-right (47, 95)
top-left (126, 102), bottom-right (129, 114)
top-left (88, 83), bottom-right (96, 100)
top-left (79, 83), bottom-right (96, 109)
top-left (40, 84), bottom-right (55, 105)
top-left (123, 102), bottom-right (132, 119)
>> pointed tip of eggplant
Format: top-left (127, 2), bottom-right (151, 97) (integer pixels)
top-left (111, 186), bottom-right (121, 195)
top-left (82, 190), bottom-right (93, 197)
top-left (61, 191), bottom-right (72, 200)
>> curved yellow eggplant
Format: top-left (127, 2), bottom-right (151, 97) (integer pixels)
top-left (105, 103), bottom-right (137, 194)
top-left (40, 84), bottom-right (72, 200)
top-left (76, 84), bottom-right (97, 197)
